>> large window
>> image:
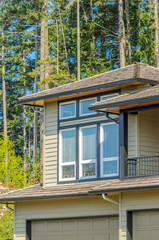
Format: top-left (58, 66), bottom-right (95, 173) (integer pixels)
top-left (59, 129), bottom-right (76, 181)
top-left (58, 93), bottom-right (120, 182)
top-left (100, 123), bottom-right (119, 177)
top-left (80, 98), bottom-right (97, 116)
top-left (60, 101), bottom-right (76, 120)
top-left (79, 126), bottom-right (97, 179)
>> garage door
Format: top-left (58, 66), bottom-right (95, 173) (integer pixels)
top-left (32, 216), bottom-right (119, 240)
top-left (133, 210), bottom-right (159, 240)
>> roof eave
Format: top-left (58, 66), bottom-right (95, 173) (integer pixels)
top-left (89, 185), bottom-right (159, 195)
top-left (89, 95), bottom-right (159, 113)
top-left (0, 192), bottom-right (91, 204)
top-left (18, 77), bottom-right (155, 106)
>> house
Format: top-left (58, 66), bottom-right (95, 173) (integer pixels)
top-left (1, 63), bottom-right (159, 240)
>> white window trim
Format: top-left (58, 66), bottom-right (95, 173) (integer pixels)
top-left (100, 123), bottom-right (119, 178)
top-left (59, 128), bottom-right (76, 181)
top-left (59, 101), bottom-right (76, 120)
top-left (101, 93), bottom-right (119, 101)
top-left (79, 97), bottom-right (97, 117)
top-left (79, 125), bottom-right (97, 179)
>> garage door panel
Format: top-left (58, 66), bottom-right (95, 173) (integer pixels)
top-left (48, 220), bottom-right (61, 232)
top-left (63, 220), bottom-right (77, 233)
top-left (149, 230), bottom-right (159, 240)
top-left (93, 219), bottom-right (108, 231)
top-left (133, 211), bottom-right (159, 240)
top-left (94, 233), bottom-right (109, 240)
top-left (32, 216), bottom-right (119, 240)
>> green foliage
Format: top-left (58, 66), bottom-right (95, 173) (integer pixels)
top-left (0, 209), bottom-right (14, 240)
top-left (0, 135), bottom-right (24, 188)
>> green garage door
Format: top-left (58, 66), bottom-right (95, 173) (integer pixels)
top-left (133, 210), bottom-right (159, 240)
top-left (32, 216), bottom-right (119, 240)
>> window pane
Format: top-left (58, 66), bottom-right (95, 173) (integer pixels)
top-left (81, 126), bottom-right (96, 161)
top-left (62, 165), bottom-right (75, 179)
top-left (60, 103), bottom-right (75, 119)
top-left (82, 163), bottom-right (96, 177)
top-left (61, 129), bottom-right (76, 163)
top-left (80, 99), bottom-right (96, 115)
top-left (103, 161), bottom-right (118, 175)
top-left (102, 95), bottom-right (117, 101)
top-left (102, 124), bottom-right (119, 158)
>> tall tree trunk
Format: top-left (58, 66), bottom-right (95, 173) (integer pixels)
top-left (23, 53), bottom-right (27, 185)
top-left (119, 0), bottom-right (126, 67)
top-left (40, 0), bottom-right (49, 173)
top-left (2, 25), bottom-right (8, 172)
top-left (77, 0), bottom-right (81, 80)
top-left (56, 19), bottom-right (59, 74)
top-left (154, 0), bottom-right (159, 67)
top-left (33, 21), bottom-right (38, 161)
top-left (59, 9), bottom-right (69, 72)
top-left (40, 0), bottom-right (49, 90)
top-left (28, 124), bottom-right (31, 159)
top-left (125, 0), bottom-right (132, 64)
top-left (90, 0), bottom-right (95, 45)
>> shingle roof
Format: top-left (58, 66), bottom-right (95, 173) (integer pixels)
top-left (0, 181), bottom-right (114, 203)
top-left (18, 63), bottom-right (159, 106)
top-left (89, 85), bottom-right (159, 112)
top-left (1, 177), bottom-right (159, 203)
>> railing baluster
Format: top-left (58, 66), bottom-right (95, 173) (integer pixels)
top-left (126, 155), bottom-right (159, 178)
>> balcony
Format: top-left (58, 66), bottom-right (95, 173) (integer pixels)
top-left (125, 155), bottom-right (159, 178)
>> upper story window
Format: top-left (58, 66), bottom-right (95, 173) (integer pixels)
top-left (100, 123), bottom-right (119, 177)
top-left (101, 93), bottom-right (118, 101)
top-left (60, 101), bottom-right (76, 120)
top-left (59, 128), bottom-right (76, 181)
top-left (80, 98), bottom-right (97, 116)
top-left (79, 126), bottom-right (97, 179)
top-left (58, 92), bottom-right (119, 183)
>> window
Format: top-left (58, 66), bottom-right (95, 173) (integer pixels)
top-left (60, 101), bottom-right (76, 119)
top-left (101, 94), bottom-right (118, 101)
top-left (79, 126), bottom-right (97, 179)
top-left (80, 98), bottom-right (97, 116)
top-left (100, 123), bottom-right (119, 177)
top-left (59, 129), bottom-right (76, 181)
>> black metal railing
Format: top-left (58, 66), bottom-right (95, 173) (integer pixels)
top-left (126, 155), bottom-right (159, 178)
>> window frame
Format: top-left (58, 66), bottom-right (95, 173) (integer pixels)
top-left (79, 125), bottom-right (97, 180)
top-left (100, 93), bottom-right (119, 101)
top-left (59, 128), bottom-right (76, 182)
top-left (59, 100), bottom-right (76, 120)
top-left (79, 97), bottom-right (97, 117)
top-left (100, 122), bottom-right (119, 178)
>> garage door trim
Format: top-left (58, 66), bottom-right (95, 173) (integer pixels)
top-left (127, 208), bottom-right (159, 240)
top-left (26, 214), bottom-right (119, 240)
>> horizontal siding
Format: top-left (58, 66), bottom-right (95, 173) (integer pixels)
top-left (44, 102), bottom-right (58, 188)
top-left (14, 196), bottom-right (119, 240)
top-left (128, 114), bottom-right (137, 158)
top-left (120, 190), bottom-right (159, 240)
top-left (139, 110), bottom-right (159, 156)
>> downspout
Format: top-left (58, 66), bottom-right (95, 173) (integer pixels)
top-left (102, 193), bottom-right (119, 206)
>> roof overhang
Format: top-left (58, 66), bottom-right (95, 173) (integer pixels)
top-left (89, 87), bottom-right (159, 114)
top-left (18, 79), bottom-right (147, 107)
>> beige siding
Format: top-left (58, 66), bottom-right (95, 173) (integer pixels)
top-left (14, 196), bottom-right (119, 240)
top-left (128, 114), bottom-right (138, 158)
top-left (44, 102), bottom-right (58, 188)
top-left (139, 110), bottom-right (159, 156)
top-left (119, 190), bottom-right (159, 240)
